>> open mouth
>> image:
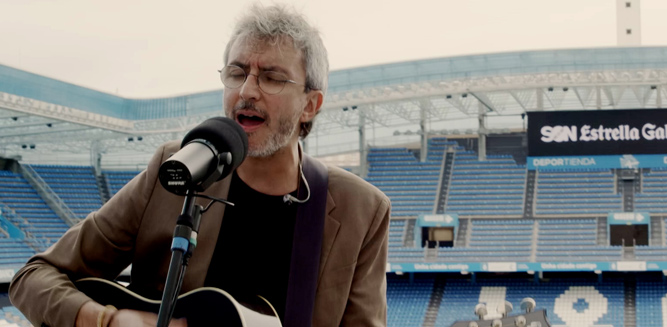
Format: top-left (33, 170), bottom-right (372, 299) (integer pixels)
top-left (237, 113), bottom-right (266, 127)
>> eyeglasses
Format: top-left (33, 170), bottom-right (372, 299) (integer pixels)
top-left (218, 65), bottom-right (305, 95)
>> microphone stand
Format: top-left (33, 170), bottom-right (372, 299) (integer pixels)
top-left (156, 151), bottom-right (236, 326)
top-left (155, 190), bottom-right (236, 327)
top-left (156, 189), bottom-right (201, 327)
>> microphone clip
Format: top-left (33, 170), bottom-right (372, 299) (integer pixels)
top-left (281, 160), bottom-right (311, 205)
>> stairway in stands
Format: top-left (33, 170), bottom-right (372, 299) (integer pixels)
top-left (618, 168), bottom-right (639, 212)
top-left (523, 170), bottom-right (536, 218)
top-left (435, 152), bottom-right (454, 214)
top-left (0, 170), bottom-right (67, 251)
top-left (625, 276), bottom-right (637, 327)
top-left (422, 276), bottom-right (446, 327)
top-left (96, 174), bottom-right (110, 203)
top-left (30, 165), bottom-right (104, 220)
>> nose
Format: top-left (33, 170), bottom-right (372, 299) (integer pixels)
top-left (239, 73), bottom-right (261, 101)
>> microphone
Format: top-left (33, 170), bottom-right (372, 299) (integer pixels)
top-left (282, 159), bottom-right (311, 204)
top-left (158, 117), bottom-right (248, 195)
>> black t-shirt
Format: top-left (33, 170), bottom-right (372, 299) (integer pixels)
top-left (204, 171), bottom-right (297, 322)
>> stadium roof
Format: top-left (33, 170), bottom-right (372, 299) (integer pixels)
top-left (1, 46), bottom-right (666, 168)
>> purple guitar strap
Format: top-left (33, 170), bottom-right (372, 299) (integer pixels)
top-left (283, 154), bottom-right (328, 327)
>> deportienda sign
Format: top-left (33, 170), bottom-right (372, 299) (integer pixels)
top-left (528, 109), bottom-right (667, 156)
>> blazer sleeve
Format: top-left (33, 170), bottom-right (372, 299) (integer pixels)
top-left (8, 142), bottom-right (172, 327)
top-left (340, 196), bottom-right (391, 326)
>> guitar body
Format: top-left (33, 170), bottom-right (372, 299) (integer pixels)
top-left (75, 277), bottom-right (282, 327)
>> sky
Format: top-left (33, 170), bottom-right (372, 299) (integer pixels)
top-left (1, 0), bottom-right (667, 98)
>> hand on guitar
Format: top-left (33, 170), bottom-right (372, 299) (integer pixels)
top-left (73, 277), bottom-right (283, 327)
top-left (76, 301), bottom-right (187, 327)
top-left (110, 309), bottom-right (187, 327)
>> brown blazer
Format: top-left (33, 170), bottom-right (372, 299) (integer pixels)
top-left (9, 140), bottom-right (391, 327)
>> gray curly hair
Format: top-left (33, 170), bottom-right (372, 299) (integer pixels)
top-left (223, 4), bottom-right (329, 139)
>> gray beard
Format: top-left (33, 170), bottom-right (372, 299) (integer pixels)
top-left (247, 111), bottom-right (300, 158)
top-left (225, 100), bottom-right (302, 158)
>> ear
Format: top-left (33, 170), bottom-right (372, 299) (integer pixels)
top-left (300, 90), bottom-right (324, 123)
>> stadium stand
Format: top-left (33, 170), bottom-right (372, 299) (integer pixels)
top-left (103, 170), bottom-right (141, 197)
top-left (635, 244), bottom-right (667, 261)
top-left (535, 169), bottom-right (622, 216)
top-left (636, 277), bottom-right (667, 327)
top-left (4, 142), bottom-right (667, 327)
top-left (0, 237), bottom-right (34, 269)
top-left (388, 219), bottom-right (426, 262)
top-left (387, 275), bottom-right (434, 327)
top-left (30, 165), bottom-right (104, 220)
top-left (365, 138), bottom-right (447, 218)
top-left (436, 277), bottom-right (624, 327)
top-left (445, 153), bottom-right (526, 217)
top-left (4, 44), bottom-right (667, 327)
top-left (636, 168), bottom-right (667, 213)
top-left (436, 219), bottom-right (533, 262)
top-left (536, 219), bottom-right (623, 262)
top-left (0, 170), bottom-right (66, 252)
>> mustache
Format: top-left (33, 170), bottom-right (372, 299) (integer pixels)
top-left (233, 100), bottom-right (255, 111)
top-left (232, 101), bottom-right (267, 117)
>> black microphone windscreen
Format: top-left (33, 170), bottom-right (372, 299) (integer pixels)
top-left (181, 117), bottom-right (248, 180)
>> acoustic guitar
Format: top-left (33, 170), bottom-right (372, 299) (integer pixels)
top-left (74, 277), bottom-right (282, 327)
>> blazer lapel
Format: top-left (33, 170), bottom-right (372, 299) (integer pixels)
top-left (283, 155), bottom-right (329, 327)
top-left (317, 195), bottom-right (339, 282)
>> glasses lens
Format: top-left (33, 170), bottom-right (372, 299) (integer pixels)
top-left (258, 71), bottom-right (289, 95)
top-left (221, 66), bottom-right (246, 88)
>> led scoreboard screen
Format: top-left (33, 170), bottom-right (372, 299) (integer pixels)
top-left (527, 109), bottom-right (667, 157)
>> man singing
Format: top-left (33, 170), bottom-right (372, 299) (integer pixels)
top-left (10, 4), bottom-right (390, 327)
